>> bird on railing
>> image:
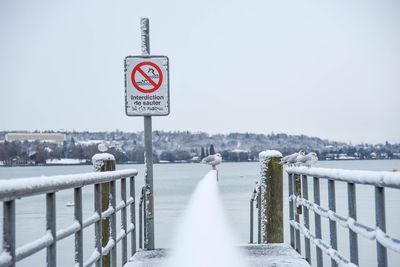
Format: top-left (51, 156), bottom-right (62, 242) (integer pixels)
top-left (280, 150), bottom-right (304, 166)
top-left (201, 153), bottom-right (222, 181)
top-left (295, 152), bottom-right (318, 167)
top-left (98, 143), bottom-right (108, 152)
top-left (201, 153), bottom-right (222, 170)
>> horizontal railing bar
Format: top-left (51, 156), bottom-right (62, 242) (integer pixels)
top-left (82, 213), bottom-right (101, 229)
top-left (15, 231), bottom-right (53, 261)
top-left (291, 194), bottom-right (400, 253)
top-left (0, 169), bottom-right (138, 201)
top-left (116, 200), bottom-right (126, 212)
top-left (126, 197), bottom-right (134, 205)
top-left (101, 207), bottom-right (115, 220)
top-left (289, 220), bottom-right (357, 267)
top-left (287, 167), bottom-right (400, 188)
top-left (56, 220), bottom-right (81, 241)
top-left (291, 194), bottom-right (375, 237)
top-left (84, 249), bottom-right (101, 267)
top-left (116, 230), bottom-right (126, 244)
top-left (127, 223), bottom-right (135, 234)
top-left (102, 239), bottom-right (115, 256)
top-left (101, 198), bottom-right (134, 220)
top-left (376, 228), bottom-right (400, 253)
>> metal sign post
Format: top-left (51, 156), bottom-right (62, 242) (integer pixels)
top-left (140, 17), bottom-right (155, 251)
top-left (124, 18), bottom-right (170, 250)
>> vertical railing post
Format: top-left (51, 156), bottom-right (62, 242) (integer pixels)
top-left (288, 173), bottom-right (295, 248)
top-left (257, 185), bottom-right (261, 244)
top-left (348, 183), bottom-right (358, 265)
top-left (121, 178), bottom-right (128, 264)
top-left (92, 153), bottom-right (116, 267)
top-left (294, 174), bottom-right (302, 253)
top-left (313, 177), bottom-right (323, 267)
top-left (3, 200), bottom-right (16, 267)
top-left (139, 188), bottom-right (143, 249)
top-left (328, 180), bottom-right (338, 267)
top-left (110, 181), bottom-right (117, 267)
top-left (301, 175), bottom-right (311, 263)
top-left (94, 183), bottom-right (102, 267)
top-left (130, 176), bottom-right (137, 256)
top-left (375, 187), bottom-right (387, 267)
top-left (249, 186), bottom-right (256, 243)
top-left (249, 198), bottom-right (253, 243)
top-left (46, 192), bottom-right (56, 267)
top-left (259, 150), bottom-right (283, 243)
top-left (74, 187), bottom-right (83, 266)
top-left (143, 186), bottom-right (148, 249)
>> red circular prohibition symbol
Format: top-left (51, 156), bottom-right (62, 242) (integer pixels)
top-left (131, 61), bottom-right (163, 94)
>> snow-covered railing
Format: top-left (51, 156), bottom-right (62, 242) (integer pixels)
top-left (0, 166), bottom-right (138, 267)
top-left (249, 182), bottom-right (260, 244)
top-left (138, 184), bottom-right (150, 249)
top-left (286, 166), bottom-right (400, 267)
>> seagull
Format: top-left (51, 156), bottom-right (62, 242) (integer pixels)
top-left (295, 152), bottom-right (318, 167)
top-left (201, 153), bottom-right (222, 170)
top-left (279, 155), bottom-right (290, 165)
top-left (98, 143), bottom-right (108, 153)
top-left (282, 150), bottom-right (304, 166)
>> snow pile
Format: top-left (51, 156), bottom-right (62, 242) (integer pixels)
top-left (259, 150), bottom-right (282, 160)
top-left (92, 153), bottom-right (115, 171)
top-left (164, 170), bottom-right (247, 267)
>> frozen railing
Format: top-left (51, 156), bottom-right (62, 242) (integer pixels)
top-left (286, 166), bottom-right (400, 267)
top-left (0, 167), bottom-right (138, 267)
top-left (249, 182), bottom-right (261, 244)
top-left (138, 185), bottom-right (150, 249)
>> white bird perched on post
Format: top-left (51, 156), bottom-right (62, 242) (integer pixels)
top-left (281, 150), bottom-right (304, 166)
top-left (98, 143), bottom-right (108, 153)
top-left (295, 152), bottom-right (318, 167)
top-left (201, 153), bottom-right (222, 181)
top-left (201, 153), bottom-right (222, 170)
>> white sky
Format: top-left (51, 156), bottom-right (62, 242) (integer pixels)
top-left (1, 0), bottom-right (399, 144)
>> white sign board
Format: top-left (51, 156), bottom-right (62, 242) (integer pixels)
top-left (125, 56), bottom-right (170, 116)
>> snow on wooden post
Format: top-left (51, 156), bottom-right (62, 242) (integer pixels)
top-left (92, 153), bottom-right (116, 267)
top-left (259, 150), bottom-right (283, 243)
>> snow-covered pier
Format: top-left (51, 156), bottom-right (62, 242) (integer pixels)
top-left (125, 244), bottom-right (310, 267)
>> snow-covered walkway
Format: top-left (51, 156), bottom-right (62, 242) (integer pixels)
top-left (124, 244), bottom-right (310, 267)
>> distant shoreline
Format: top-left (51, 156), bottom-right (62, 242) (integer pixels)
top-left (1, 158), bottom-right (399, 168)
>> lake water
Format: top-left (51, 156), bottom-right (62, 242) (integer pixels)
top-left (0, 160), bottom-right (399, 266)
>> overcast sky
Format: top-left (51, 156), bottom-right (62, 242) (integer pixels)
top-left (1, 0), bottom-right (399, 144)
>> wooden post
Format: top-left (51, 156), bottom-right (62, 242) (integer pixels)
top-left (259, 151), bottom-right (283, 243)
top-left (93, 153), bottom-right (116, 267)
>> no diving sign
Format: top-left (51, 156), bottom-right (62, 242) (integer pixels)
top-left (125, 56), bottom-right (169, 116)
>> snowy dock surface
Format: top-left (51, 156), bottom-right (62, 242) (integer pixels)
top-left (124, 243), bottom-right (310, 267)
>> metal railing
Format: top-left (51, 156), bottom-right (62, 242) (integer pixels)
top-left (286, 166), bottom-right (400, 267)
top-left (138, 185), bottom-right (150, 249)
top-left (0, 169), bottom-right (138, 267)
top-left (249, 182), bottom-right (261, 244)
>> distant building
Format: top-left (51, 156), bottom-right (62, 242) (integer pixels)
top-left (5, 133), bottom-right (66, 144)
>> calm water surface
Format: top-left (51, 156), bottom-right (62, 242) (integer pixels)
top-left (0, 160), bottom-right (399, 266)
